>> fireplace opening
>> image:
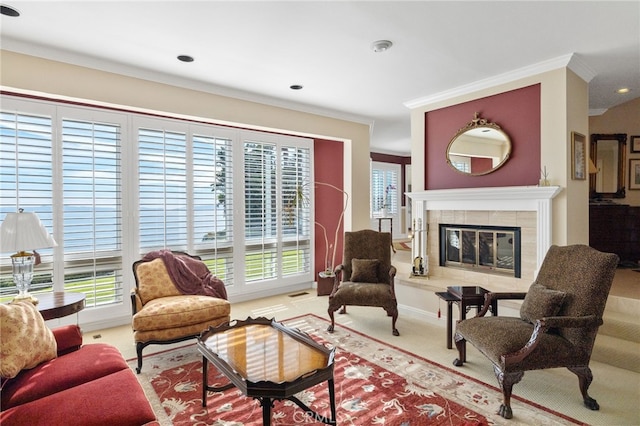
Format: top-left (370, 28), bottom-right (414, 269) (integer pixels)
top-left (439, 224), bottom-right (521, 278)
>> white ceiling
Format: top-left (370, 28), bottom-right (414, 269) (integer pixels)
top-left (1, 1), bottom-right (639, 155)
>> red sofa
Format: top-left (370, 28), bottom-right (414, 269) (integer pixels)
top-left (0, 324), bottom-right (157, 426)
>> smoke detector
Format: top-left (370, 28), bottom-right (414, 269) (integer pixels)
top-left (371, 40), bottom-right (393, 53)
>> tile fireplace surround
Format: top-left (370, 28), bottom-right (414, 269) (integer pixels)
top-left (406, 186), bottom-right (562, 291)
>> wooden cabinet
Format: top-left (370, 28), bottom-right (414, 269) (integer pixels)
top-left (589, 204), bottom-right (640, 264)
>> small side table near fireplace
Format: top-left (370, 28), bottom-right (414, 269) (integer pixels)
top-left (436, 286), bottom-right (498, 349)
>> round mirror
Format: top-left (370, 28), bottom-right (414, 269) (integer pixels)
top-left (446, 113), bottom-right (511, 176)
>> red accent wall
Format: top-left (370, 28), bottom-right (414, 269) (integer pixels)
top-left (314, 139), bottom-right (344, 276)
top-left (425, 84), bottom-right (541, 189)
top-left (471, 157), bottom-right (493, 173)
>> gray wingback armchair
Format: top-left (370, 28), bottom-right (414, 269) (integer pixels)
top-left (453, 244), bottom-right (618, 419)
top-left (326, 229), bottom-right (399, 336)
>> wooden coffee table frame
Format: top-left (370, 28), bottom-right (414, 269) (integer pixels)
top-left (197, 317), bottom-right (337, 425)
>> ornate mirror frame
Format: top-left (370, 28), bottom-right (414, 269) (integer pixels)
top-left (446, 113), bottom-right (512, 176)
top-left (589, 133), bottom-right (627, 199)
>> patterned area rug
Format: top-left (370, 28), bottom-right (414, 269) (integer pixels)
top-left (131, 314), bottom-right (582, 425)
top-left (393, 239), bottom-right (412, 251)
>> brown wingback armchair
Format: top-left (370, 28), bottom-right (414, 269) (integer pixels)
top-left (327, 229), bottom-right (399, 336)
top-left (131, 251), bottom-right (231, 373)
top-left (453, 244), bottom-right (618, 419)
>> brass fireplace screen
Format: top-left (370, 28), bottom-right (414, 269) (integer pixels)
top-left (439, 224), bottom-right (521, 278)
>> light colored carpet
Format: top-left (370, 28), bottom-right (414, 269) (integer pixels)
top-left (94, 290), bottom-right (639, 426)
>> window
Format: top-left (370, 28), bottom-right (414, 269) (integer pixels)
top-left (243, 133), bottom-right (312, 283)
top-left (1, 102), bottom-right (126, 308)
top-left (1, 96), bottom-right (314, 316)
top-left (137, 119), bottom-right (236, 285)
top-left (280, 145), bottom-right (311, 276)
top-left (0, 110), bottom-right (55, 297)
top-left (371, 162), bottom-right (399, 215)
top-left (61, 116), bottom-right (123, 307)
top-left (193, 132), bottom-right (234, 282)
top-left (138, 127), bottom-right (189, 249)
top-left (449, 155), bottom-right (471, 173)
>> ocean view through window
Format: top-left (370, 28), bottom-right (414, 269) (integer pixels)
top-left (1, 95), bottom-right (315, 321)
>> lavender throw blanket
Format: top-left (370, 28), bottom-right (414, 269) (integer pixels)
top-left (142, 250), bottom-right (228, 300)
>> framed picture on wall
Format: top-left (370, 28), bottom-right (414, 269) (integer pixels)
top-left (571, 131), bottom-right (586, 180)
top-left (631, 135), bottom-right (640, 153)
top-left (630, 159), bottom-right (640, 190)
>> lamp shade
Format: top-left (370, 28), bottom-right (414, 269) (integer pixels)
top-left (589, 159), bottom-right (598, 174)
top-left (0, 211), bottom-right (57, 253)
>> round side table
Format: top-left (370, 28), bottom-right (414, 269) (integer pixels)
top-left (37, 292), bottom-right (86, 321)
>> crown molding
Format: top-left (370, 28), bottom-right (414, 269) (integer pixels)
top-left (404, 53), bottom-right (593, 110)
top-left (589, 108), bottom-right (608, 116)
top-left (567, 53), bottom-right (597, 83)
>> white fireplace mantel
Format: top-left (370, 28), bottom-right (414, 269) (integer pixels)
top-left (407, 185), bottom-right (563, 272)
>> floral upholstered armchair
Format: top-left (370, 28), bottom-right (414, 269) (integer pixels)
top-left (327, 229), bottom-right (399, 336)
top-left (453, 245), bottom-right (619, 419)
top-left (131, 250), bottom-right (231, 373)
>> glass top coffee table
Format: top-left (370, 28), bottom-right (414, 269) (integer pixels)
top-left (197, 317), bottom-right (336, 425)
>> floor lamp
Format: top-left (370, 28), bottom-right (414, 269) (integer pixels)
top-left (0, 209), bottom-right (57, 303)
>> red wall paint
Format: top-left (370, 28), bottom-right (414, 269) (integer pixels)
top-left (425, 84), bottom-right (541, 189)
top-left (314, 139), bottom-right (344, 276)
top-left (471, 157), bottom-right (493, 173)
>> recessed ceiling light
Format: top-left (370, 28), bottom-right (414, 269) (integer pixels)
top-left (1, 4), bottom-right (20, 17)
top-left (290, 84), bottom-right (303, 90)
top-left (616, 87), bottom-right (630, 94)
top-left (177, 55), bottom-right (194, 63)
top-left (371, 40), bottom-right (393, 53)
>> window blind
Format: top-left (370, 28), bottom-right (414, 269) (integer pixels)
top-left (244, 140), bottom-right (278, 281)
top-left (0, 112), bottom-right (55, 297)
top-left (371, 166), bottom-right (398, 214)
top-left (61, 118), bottom-right (123, 307)
top-left (193, 132), bottom-right (234, 284)
top-left (138, 128), bottom-right (188, 250)
top-left (280, 145), bottom-right (311, 276)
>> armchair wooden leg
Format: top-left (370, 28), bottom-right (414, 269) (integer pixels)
top-left (135, 342), bottom-right (145, 374)
top-left (391, 312), bottom-right (399, 336)
top-left (453, 332), bottom-right (466, 366)
top-left (327, 309), bottom-right (336, 333)
top-left (568, 366), bottom-right (599, 410)
top-left (494, 367), bottom-right (524, 419)
top-left (383, 306), bottom-right (400, 336)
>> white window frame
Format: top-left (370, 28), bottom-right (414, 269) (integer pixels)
top-left (1, 95), bottom-right (316, 328)
top-left (371, 161), bottom-right (400, 217)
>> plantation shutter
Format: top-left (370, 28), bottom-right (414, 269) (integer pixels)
top-left (192, 132), bottom-right (234, 284)
top-left (61, 118), bottom-right (123, 307)
top-left (280, 145), bottom-right (311, 276)
top-left (371, 168), bottom-right (385, 212)
top-left (0, 111), bottom-right (55, 296)
top-left (244, 140), bottom-right (278, 281)
top-left (371, 165), bottom-right (398, 215)
top-left (138, 128), bottom-right (188, 251)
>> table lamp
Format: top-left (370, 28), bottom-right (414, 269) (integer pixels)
top-left (0, 209), bottom-right (57, 303)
